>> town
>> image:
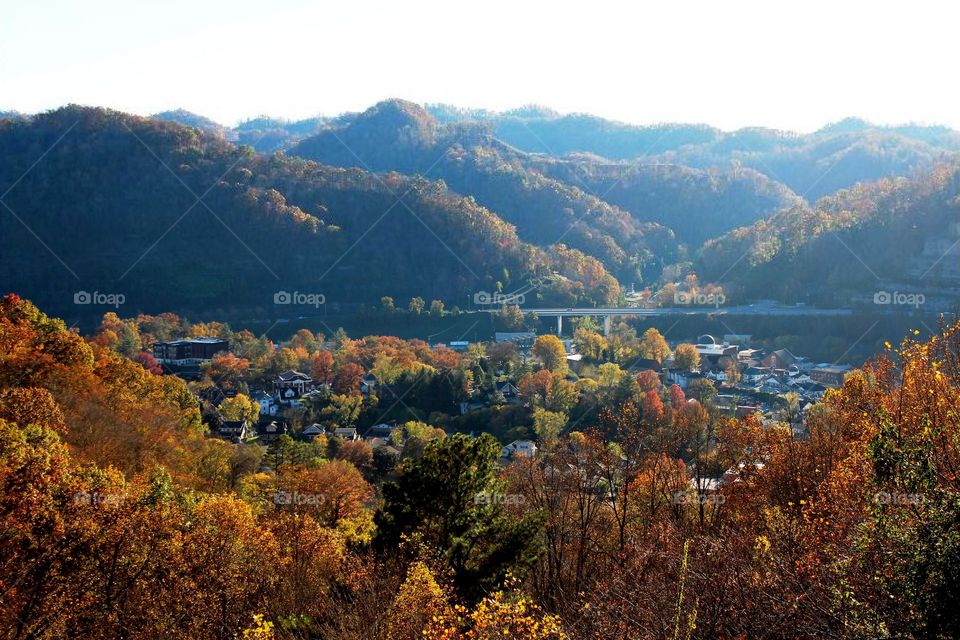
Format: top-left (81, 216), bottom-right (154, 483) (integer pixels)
top-left (141, 313), bottom-right (852, 488)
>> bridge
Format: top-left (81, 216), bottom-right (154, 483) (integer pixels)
top-left (477, 305), bottom-right (853, 336)
top-left (517, 307), bottom-right (718, 336)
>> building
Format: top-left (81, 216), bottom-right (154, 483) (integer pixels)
top-left (762, 349), bottom-right (798, 371)
top-left (250, 390), bottom-right (278, 416)
top-left (501, 439), bottom-right (538, 459)
top-left (218, 420), bottom-right (249, 442)
top-left (695, 340), bottom-right (739, 370)
top-left (494, 332), bottom-right (537, 349)
top-left (333, 427), bottom-right (359, 440)
top-left (153, 338), bottom-right (229, 366)
top-left (810, 366), bottom-right (849, 388)
top-left (273, 370), bottom-right (314, 406)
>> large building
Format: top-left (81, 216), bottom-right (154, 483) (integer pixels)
top-left (810, 366), bottom-right (850, 388)
top-left (152, 338), bottom-right (229, 366)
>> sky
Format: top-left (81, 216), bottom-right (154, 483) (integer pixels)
top-left (2, 0), bottom-right (959, 132)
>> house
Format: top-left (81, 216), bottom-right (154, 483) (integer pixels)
top-left (760, 378), bottom-right (785, 393)
top-left (199, 385), bottom-right (238, 407)
top-left (743, 366), bottom-right (766, 383)
top-left (364, 423), bottom-right (396, 440)
top-left (360, 373), bottom-right (378, 395)
top-left (333, 427), bottom-right (359, 440)
top-left (273, 370), bottom-right (314, 406)
top-left (501, 439), bottom-right (538, 460)
top-left (630, 358), bottom-right (663, 373)
top-left (301, 423), bottom-right (325, 439)
top-left (810, 365), bottom-right (850, 388)
top-left (250, 390), bottom-right (278, 416)
top-left (255, 420), bottom-right (287, 443)
top-left (153, 338), bottom-right (229, 366)
top-left (496, 381), bottom-right (520, 398)
top-left (762, 349), bottom-right (797, 371)
top-left (218, 420), bottom-right (249, 442)
top-left (448, 341), bottom-right (469, 352)
top-left (666, 369), bottom-right (707, 390)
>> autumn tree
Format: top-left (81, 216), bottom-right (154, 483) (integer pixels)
top-left (672, 343), bottom-right (701, 371)
top-left (332, 362), bottom-right (365, 396)
top-left (638, 327), bottom-right (670, 363)
top-left (311, 350), bottom-right (335, 383)
top-left (221, 393), bottom-right (261, 425)
top-left (532, 335), bottom-right (567, 374)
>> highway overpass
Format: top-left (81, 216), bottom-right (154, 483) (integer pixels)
top-left (477, 305), bottom-right (853, 336)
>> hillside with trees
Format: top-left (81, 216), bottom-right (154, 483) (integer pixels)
top-left (429, 106), bottom-right (960, 201)
top-left (290, 100), bottom-right (808, 283)
top-left (0, 106), bottom-right (619, 320)
top-left (697, 162), bottom-right (960, 304)
top-left (3, 294), bottom-right (960, 639)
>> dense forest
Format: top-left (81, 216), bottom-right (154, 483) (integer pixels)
top-left (3, 102), bottom-right (959, 321)
top-left (3, 294), bottom-right (960, 639)
top-left (697, 163), bottom-right (960, 304)
top-left (427, 106), bottom-right (960, 200)
top-left (0, 106), bottom-right (619, 319)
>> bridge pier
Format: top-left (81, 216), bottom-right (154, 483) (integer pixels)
top-left (604, 315), bottom-right (612, 337)
top-left (557, 315), bottom-right (562, 336)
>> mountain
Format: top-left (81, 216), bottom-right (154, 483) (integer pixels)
top-left (233, 115), bottom-right (330, 153)
top-left (152, 109), bottom-right (228, 137)
top-left (426, 106), bottom-right (960, 201)
top-left (696, 163), bottom-right (960, 304)
top-left (290, 100), bottom-right (802, 283)
top-left (0, 106), bottom-right (619, 321)
top-left (527, 158), bottom-right (803, 246)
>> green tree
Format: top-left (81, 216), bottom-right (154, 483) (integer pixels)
top-left (532, 407), bottom-right (566, 442)
top-left (408, 297), bottom-right (425, 315)
top-left (375, 434), bottom-right (544, 598)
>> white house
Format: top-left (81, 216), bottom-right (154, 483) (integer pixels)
top-left (501, 439), bottom-right (538, 459)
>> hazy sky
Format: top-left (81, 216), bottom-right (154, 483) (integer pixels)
top-left (2, 0), bottom-right (958, 132)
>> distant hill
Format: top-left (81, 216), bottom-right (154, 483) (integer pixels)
top-left (152, 109), bottom-right (228, 137)
top-left (696, 163), bottom-right (960, 304)
top-left (233, 115), bottom-right (330, 153)
top-left (426, 106), bottom-right (960, 201)
top-left (290, 99), bottom-right (801, 283)
top-left (0, 106), bottom-right (618, 321)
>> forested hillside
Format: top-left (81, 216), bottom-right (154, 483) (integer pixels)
top-left (428, 105), bottom-right (960, 200)
top-left (697, 163), bottom-right (960, 303)
top-left (290, 100), bottom-right (804, 282)
top-left (3, 293), bottom-right (960, 639)
top-left (0, 106), bottom-right (617, 320)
